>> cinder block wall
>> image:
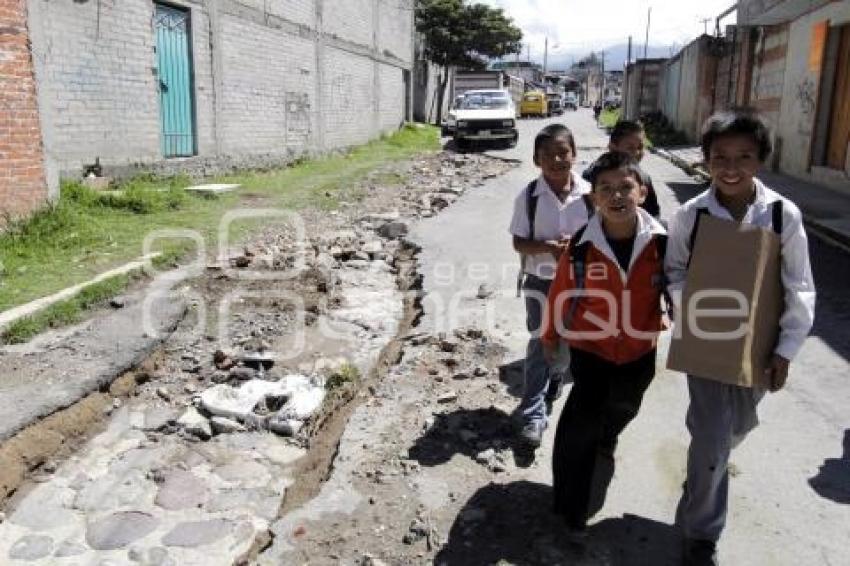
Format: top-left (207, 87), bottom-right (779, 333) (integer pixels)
top-left (750, 24), bottom-right (788, 128)
top-left (26, 0), bottom-right (413, 181)
top-left (0, 0), bottom-right (48, 217)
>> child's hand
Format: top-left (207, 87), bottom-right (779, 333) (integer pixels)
top-left (765, 354), bottom-right (790, 392)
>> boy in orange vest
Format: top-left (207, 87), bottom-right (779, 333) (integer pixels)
top-left (542, 151), bottom-right (668, 538)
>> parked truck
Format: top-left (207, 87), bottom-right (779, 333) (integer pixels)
top-left (452, 70), bottom-right (505, 99)
top-left (442, 70), bottom-right (507, 136)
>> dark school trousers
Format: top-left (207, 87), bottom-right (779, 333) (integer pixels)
top-left (552, 347), bottom-right (657, 528)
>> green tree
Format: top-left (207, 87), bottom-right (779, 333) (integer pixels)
top-left (416, 0), bottom-right (523, 124)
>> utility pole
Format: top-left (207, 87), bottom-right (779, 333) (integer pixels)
top-left (625, 36), bottom-right (632, 117)
top-left (700, 17), bottom-right (711, 35)
top-left (600, 49), bottom-right (606, 104)
top-left (543, 36), bottom-right (548, 77)
top-left (644, 7), bottom-right (651, 59)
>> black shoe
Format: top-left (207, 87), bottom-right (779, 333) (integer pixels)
top-left (683, 539), bottom-right (718, 566)
top-left (518, 420), bottom-right (546, 448)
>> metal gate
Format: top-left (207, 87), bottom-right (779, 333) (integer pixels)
top-left (155, 4), bottom-right (196, 157)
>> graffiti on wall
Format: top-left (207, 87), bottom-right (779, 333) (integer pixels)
top-left (794, 76), bottom-right (817, 136)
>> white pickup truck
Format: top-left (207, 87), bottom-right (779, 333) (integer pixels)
top-left (449, 89), bottom-right (518, 150)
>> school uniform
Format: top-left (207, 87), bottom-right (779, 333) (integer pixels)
top-left (665, 178), bottom-right (816, 543)
top-left (508, 172), bottom-right (591, 428)
top-left (541, 209), bottom-right (668, 528)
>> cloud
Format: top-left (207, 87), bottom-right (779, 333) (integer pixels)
top-left (481, 0), bottom-right (738, 60)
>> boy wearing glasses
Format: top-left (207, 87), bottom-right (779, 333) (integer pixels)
top-left (541, 151), bottom-right (668, 538)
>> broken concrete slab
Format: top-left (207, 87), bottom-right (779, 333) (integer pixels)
top-left (0, 266), bottom-right (190, 443)
top-left (198, 375), bottom-right (325, 427)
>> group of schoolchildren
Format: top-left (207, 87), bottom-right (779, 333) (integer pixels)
top-left (508, 109), bottom-right (816, 566)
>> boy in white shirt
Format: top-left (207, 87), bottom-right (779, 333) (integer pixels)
top-left (665, 109), bottom-right (816, 566)
top-left (509, 124), bottom-right (592, 447)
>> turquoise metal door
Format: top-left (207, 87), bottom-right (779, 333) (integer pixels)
top-left (155, 5), bottom-right (195, 157)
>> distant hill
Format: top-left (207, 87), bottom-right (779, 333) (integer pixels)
top-left (543, 43), bottom-right (678, 72)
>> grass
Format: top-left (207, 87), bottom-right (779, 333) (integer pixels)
top-left (0, 123), bottom-right (438, 323)
top-left (2, 272), bottom-right (133, 344)
top-left (326, 362), bottom-right (361, 390)
top-left (638, 112), bottom-right (691, 148)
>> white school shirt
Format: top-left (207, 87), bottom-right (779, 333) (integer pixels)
top-left (509, 173), bottom-right (592, 280)
top-left (664, 178), bottom-right (816, 361)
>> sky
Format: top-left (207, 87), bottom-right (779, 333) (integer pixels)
top-left (479, 0), bottom-right (738, 64)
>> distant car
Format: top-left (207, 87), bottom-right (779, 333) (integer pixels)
top-left (546, 93), bottom-right (563, 116)
top-left (520, 91), bottom-right (548, 118)
top-left (452, 89), bottom-right (518, 149)
top-left (563, 92), bottom-right (578, 111)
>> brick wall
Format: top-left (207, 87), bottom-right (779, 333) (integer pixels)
top-left (25, 0), bottom-right (414, 180)
top-left (0, 0), bottom-right (47, 217)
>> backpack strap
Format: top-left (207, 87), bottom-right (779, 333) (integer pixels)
top-left (526, 180), bottom-right (539, 240)
top-left (686, 207), bottom-right (710, 269)
top-left (563, 225), bottom-right (591, 330)
top-left (654, 234), bottom-right (674, 320)
top-left (582, 193), bottom-right (595, 219)
top-left (517, 180), bottom-right (540, 297)
top-left (771, 200), bottom-right (783, 235)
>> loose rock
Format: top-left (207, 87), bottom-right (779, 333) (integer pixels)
top-left (211, 416), bottom-right (247, 434)
top-left (437, 391), bottom-right (458, 404)
top-left (377, 221), bottom-right (408, 239)
top-left (177, 407), bottom-right (212, 440)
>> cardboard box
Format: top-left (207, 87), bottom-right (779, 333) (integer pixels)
top-left (667, 215), bottom-right (783, 388)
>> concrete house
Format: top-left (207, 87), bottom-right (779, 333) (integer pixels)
top-left (738, 0), bottom-right (850, 189)
top-left (625, 0), bottom-right (850, 191)
top-left (0, 0), bottom-right (416, 217)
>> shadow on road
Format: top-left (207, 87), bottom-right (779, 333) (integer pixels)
top-left (808, 236), bottom-right (850, 364)
top-left (407, 406), bottom-right (537, 470)
top-left (809, 429), bottom-right (850, 504)
top-left (498, 358), bottom-right (525, 398)
top-left (441, 138), bottom-right (514, 154)
top-left (665, 181), bottom-right (710, 204)
top-left (434, 480), bottom-right (682, 566)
